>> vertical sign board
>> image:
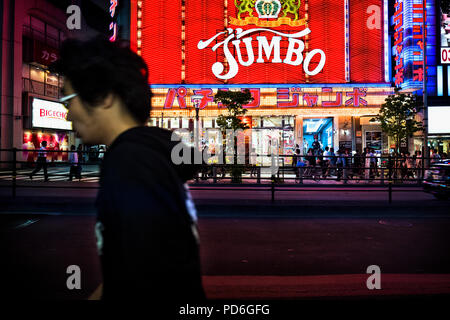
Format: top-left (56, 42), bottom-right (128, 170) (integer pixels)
top-left (392, 0), bottom-right (437, 93)
top-left (440, 0), bottom-right (450, 63)
top-left (393, 0), bottom-right (405, 87)
top-left (109, 0), bottom-right (119, 41)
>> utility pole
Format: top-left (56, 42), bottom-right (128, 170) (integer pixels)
top-left (422, 0), bottom-right (429, 165)
top-left (191, 95), bottom-right (202, 152)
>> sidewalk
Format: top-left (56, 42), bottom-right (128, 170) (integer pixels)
top-left (87, 274), bottom-right (450, 300)
top-left (1, 180), bottom-right (448, 217)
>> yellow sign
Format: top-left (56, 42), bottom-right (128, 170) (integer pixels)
top-left (229, 16), bottom-right (307, 27)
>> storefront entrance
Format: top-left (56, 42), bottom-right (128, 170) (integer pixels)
top-left (302, 118), bottom-right (334, 154)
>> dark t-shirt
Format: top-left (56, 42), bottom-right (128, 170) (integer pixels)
top-left (312, 140), bottom-right (320, 151)
top-left (96, 126), bottom-right (205, 301)
top-left (306, 155), bottom-right (316, 166)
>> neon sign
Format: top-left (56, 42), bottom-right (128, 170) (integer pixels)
top-left (198, 28), bottom-right (326, 80)
top-left (393, 0), bottom-right (404, 86)
top-left (109, 0), bottom-right (118, 41)
top-left (154, 86), bottom-right (388, 110)
top-left (392, 0), bottom-right (427, 90)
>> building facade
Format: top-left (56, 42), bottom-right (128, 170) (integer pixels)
top-left (0, 0), bottom-right (112, 165)
top-left (391, 0), bottom-right (450, 156)
top-left (131, 0), bottom-right (395, 162)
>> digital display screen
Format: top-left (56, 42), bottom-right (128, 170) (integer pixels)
top-left (32, 97), bottom-right (72, 130)
top-left (428, 106), bottom-right (450, 134)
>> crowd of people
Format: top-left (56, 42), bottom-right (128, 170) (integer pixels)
top-left (293, 144), bottom-right (377, 182)
top-left (292, 144), bottom-right (448, 183)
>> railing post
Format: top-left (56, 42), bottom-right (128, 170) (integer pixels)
top-left (299, 167), bottom-right (303, 184)
top-left (271, 174), bottom-right (275, 202)
top-left (12, 148), bottom-right (17, 198)
top-left (421, 156), bottom-right (425, 183)
top-left (388, 155), bottom-right (392, 204)
top-left (388, 180), bottom-right (392, 204)
top-left (257, 166), bottom-right (261, 184)
top-left (213, 165), bottom-right (217, 183)
top-left (416, 166), bottom-right (420, 185)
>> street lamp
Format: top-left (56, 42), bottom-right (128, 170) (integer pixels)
top-left (191, 95), bottom-right (202, 151)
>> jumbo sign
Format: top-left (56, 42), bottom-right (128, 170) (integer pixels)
top-left (198, 27), bottom-right (326, 80)
top-left (198, 0), bottom-right (326, 80)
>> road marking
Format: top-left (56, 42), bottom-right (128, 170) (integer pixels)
top-left (14, 219), bottom-right (39, 229)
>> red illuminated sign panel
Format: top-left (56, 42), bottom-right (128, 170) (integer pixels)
top-left (135, 0), bottom-right (384, 84)
top-left (412, 1), bottom-right (425, 82)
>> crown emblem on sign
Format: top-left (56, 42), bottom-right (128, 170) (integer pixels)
top-left (255, 0), bottom-right (281, 19)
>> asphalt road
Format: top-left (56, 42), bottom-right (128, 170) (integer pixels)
top-left (1, 180), bottom-right (449, 301)
top-left (1, 212), bottom-right (450, 300)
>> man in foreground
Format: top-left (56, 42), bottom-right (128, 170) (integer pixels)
top-left (51, 37), bottom-right (205, 301)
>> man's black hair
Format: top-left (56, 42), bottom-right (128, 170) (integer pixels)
top-left (50, 36), bottom-right (152, 124)
top-left (42, 141), bottom-right (47, 147)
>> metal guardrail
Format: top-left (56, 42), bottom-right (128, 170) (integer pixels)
top-left (0, 148), bottom-right (446, 203)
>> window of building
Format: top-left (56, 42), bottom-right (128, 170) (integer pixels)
top-left (23, 15), bottom-right (64, 51)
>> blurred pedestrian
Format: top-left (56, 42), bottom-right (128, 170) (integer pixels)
top-left (369, 148), bottom-right (378, 179)
top-left (342, 148), bottom-right (350, 184)
top-left (405, 152), bottom-right (414, 179)
top-left (415, 150), bottom-right (423, 180)
top-left (29, 140), bottom-right (49, 181)
top-left (322, 146), bottom-right (331, 178)
top-left (336, 148), bottom-right (343, 181)
top-left (51, 37), bottom-right (205, 302)
top-left (77, 144), bottom-right (83, 178)
top-left (353, 150), bottom-right (362, 178)
top-left (304, 148), bottom-right (315, 178)
top-left (363, 147), bottom-right (371, 181)
top-left (68, 145), bottom-right (80, 181)
top-left (430, 148), bottom-right (440, 164)
top-left (328, 147), bottom-right (336, 176)
top-left (250, 148), bottom-right (258, 177)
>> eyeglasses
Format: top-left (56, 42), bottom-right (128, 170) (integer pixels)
top-left (59, 93), bottom-right (78, 108)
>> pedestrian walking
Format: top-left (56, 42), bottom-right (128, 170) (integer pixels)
top-left (415, 150), bottom-right (423, 180)
top-left (430, 149), bottom-right (440, 164)
top-left (293, 148), bottom-right (304, 182)
top-left (336, 148), bottom-right (343, 181)
top-left (405, 152), bottom-right (415, 179)
top-left (328, 147), bottom-right (336, 177)
top-left (322, 146), bottom-right (331, 178)
top-left (68, 145), bottom-right (80, 181)
top-left (250, 148), bottom-right (258, 177)
top-left (51, 37), bottom-right (205, 302)
top-left (29, 141), bottom-right (49, 181)
top-left (399, 153), bottom-right (407, 181)
top-left (369, 148), bottom-right (378, 179)
top-left (342, 148), bottom-right (350, 184)
top-left (77, 144), bottom-right (83, 178)
top-left (363, 147), bottom-right (371, 181)
top-left (304, 148), bottom-right (315, 178)
top-left (353, 150), bottom-right (362, 178)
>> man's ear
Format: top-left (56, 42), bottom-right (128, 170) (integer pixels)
top-left (100, 93), bottom-right (115, 109)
